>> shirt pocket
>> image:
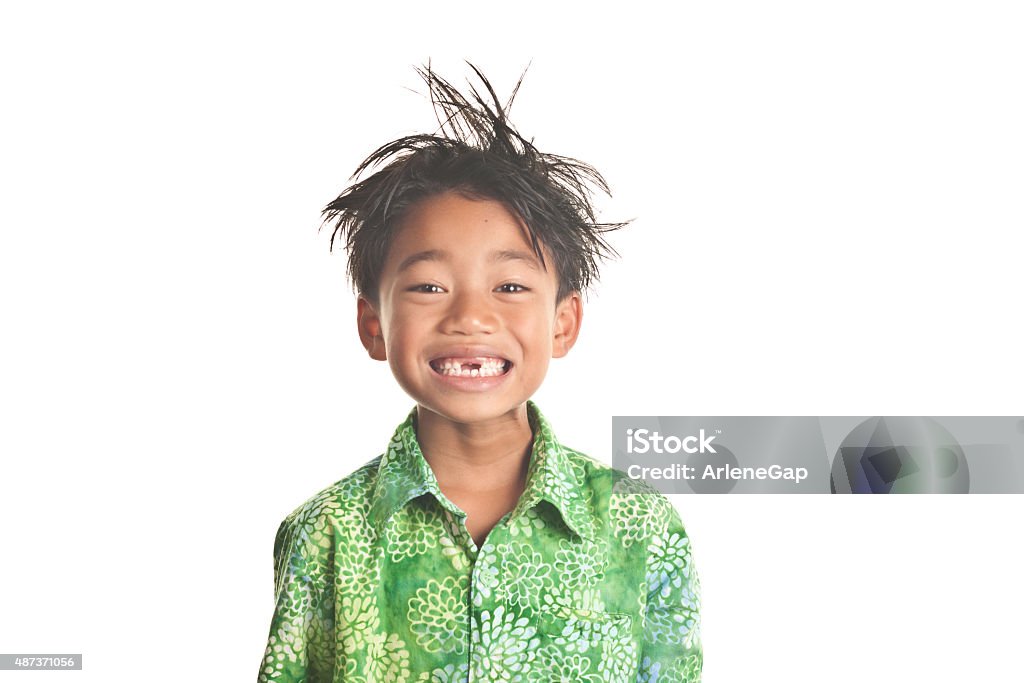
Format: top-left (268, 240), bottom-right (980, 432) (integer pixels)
top-left (539, 604), bottom-right (633, 645)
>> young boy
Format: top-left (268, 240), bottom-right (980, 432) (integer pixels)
top-left (258, 65), bottom-right (701, 683)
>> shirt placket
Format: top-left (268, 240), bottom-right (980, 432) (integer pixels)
top-left (440, 502), bottom-right (517, 683)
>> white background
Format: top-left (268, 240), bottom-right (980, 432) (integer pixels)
top-left (1, 1), bottom-right (1022, 681)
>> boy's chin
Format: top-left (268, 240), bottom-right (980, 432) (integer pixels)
top-left (415, 397), bottom-right (530, 427)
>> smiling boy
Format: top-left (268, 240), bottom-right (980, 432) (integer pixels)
top-left (258, 66), bottom-right (702, 683)
top-left (362, 193), bottom-right (580, 548)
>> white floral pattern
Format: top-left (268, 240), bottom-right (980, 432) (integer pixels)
top-left (407, 576), bottom-right (469, 654)
top-left (364, 632), bottom-right (410, 682)
top-left (554, 537), bottom-right (608, 589)
top-left (471, 605), bottom-right (538, 681)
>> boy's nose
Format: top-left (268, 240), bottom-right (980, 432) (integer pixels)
top-left (440, 291), bottom-right (498, 335)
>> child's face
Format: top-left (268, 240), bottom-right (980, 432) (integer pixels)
top-left (357, 191), bottom-right (582, 426)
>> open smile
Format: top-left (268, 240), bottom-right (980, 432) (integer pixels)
top-left (428, 356), bottom-right (512, 378)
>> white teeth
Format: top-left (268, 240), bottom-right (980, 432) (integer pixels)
top-left (432, 357), bottom-right (509, 377)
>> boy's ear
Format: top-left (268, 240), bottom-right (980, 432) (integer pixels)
top-left (357, 296), bottom-right (387, 361)
top-left (552, 292), bottom-right (583, 358)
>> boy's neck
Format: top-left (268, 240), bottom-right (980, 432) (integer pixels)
top-left (413, 403), bottom-right (535, 496)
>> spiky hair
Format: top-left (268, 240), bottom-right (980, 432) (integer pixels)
top-left (320, 63), bottom-right (627, 303)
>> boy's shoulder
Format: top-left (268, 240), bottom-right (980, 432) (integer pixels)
top-left (280, 456), bottom-right (381, 523)
top-left (559, 443), bottom-right (687, 544)
top-left (273, 455), bottom-right (384, 556)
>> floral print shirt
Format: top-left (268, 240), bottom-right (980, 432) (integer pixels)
top-left (258, 401), bottom-right (702, 682)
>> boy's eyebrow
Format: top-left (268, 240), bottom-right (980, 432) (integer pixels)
top-left (396, 250), bottom-right (445, 273)
top-left (396, 249), bottom-right (542, 272)
top-left (492, 249), bottom-right (542, 270)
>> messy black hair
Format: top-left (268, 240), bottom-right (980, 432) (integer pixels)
top-left (321, 63), bottom-right (627, 304)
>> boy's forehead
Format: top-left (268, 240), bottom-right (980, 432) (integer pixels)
top-left (384, 193), bottom-right (552, 271)
top-left (394, 247), bottom-right (543, 274)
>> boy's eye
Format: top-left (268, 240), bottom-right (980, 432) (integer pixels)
top-left (496, 283), bottom-right (529, 293)
top-left (409, 284), bottom-right (445, 294)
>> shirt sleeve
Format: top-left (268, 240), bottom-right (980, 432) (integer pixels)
top-left (257, 517), bottom-right (336, 682)
top-left (636, 503), bottom-right (703, 683)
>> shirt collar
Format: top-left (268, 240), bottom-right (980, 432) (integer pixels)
top-left (367, 400), bottom-right (594, 540)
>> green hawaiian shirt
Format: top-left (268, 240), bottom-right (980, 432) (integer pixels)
top-left (258, 401), bottom-right (701, 682)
